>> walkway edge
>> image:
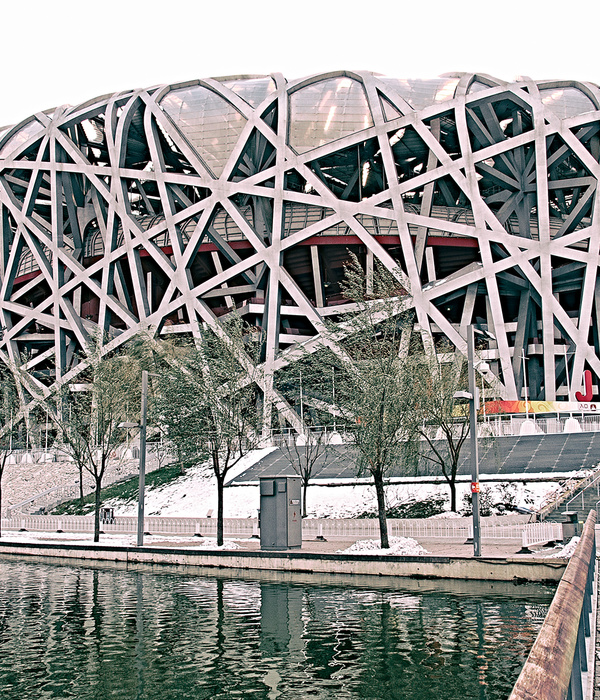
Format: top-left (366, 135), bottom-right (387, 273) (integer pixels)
top-left (0, 541), bottom-right (566, 583)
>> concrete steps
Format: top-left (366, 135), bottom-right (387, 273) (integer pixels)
top-left (544, 478), bottom-right (600, 523)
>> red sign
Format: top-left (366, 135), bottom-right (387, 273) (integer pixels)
top-left (471, 482), bottom-right (480, 493)
top-left (576, 370), bottom-right (593, 402)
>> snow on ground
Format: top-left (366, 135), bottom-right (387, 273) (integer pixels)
top-left (105, 447), bottom-right (275, 518)
top-left (544, 536), bottom-right (580, 559)
top-left (0, 530), bottom-right (242, 550)
top-left (337, 537), bottom-right (430, 556)
top-left (102, 448), bottom-right (585, 520)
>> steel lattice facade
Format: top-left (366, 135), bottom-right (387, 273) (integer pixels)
top-left (2, 70), bottom-right (600, 428)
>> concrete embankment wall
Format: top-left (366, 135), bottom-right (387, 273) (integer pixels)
top-left (0, 541), bottom-right (566, 583)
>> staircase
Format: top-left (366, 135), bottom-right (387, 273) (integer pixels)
top-left (542, 471), bottom-right (600, 523)
top-left (2, 448), bottom-right (164, 516)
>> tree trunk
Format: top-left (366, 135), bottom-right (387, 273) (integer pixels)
top-left (0, 474), bottom-right (3, 538)
top-left (93, 478), bottom-right (102, 542)
top-left (450, 480), bottom-right (457, 512)
top-left (216, 476), bottom-right (224, 546)
top-left (373, 472), bottom-right (389, 548)
top-left (302, 480), bottom-right (308, 518)
top-left (79, 465), bottom-right (84, 506)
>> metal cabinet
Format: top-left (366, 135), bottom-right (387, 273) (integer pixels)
top-left (259, 476), bottom-right (302, 551)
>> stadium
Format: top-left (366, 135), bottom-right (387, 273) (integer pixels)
top-left (2, 70), bottom-right (600, 432)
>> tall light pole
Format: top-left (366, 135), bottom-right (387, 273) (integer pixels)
top-left (120, 369), bottom-right (150, 547)
top-left (464, 324), bottom-right (495, 558)
top-left (467, 324), bottom-right (482, 558)
top-left (137, 370), bottom-right (148, 548)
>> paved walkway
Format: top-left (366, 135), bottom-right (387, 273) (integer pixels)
top-left (0, 528), bottom-right (567, 561)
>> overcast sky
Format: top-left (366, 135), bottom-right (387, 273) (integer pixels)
top-left (2, 0), bottom-right (599, 127)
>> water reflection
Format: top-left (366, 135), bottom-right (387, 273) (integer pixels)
top-left (0, 557), bottom-right (552, 700)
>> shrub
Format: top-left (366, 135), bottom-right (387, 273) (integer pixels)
top-left (355, 494), bottom-right (448, 519)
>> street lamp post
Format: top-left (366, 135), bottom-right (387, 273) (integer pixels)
top-left (120, 369), bottom-right (150, 547)
top-left (467, 324), bottom-right (481, 558)
top-left (137, 370), bottom-right (148, 548)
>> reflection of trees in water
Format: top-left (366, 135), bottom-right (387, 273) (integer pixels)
top-left (0, 561), bottom-right (551, 700)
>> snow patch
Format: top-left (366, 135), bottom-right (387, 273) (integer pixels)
top-left (0, 530), bottom-right (242, 550)
top-left (337, 536), bottom-right (430, 556)
top-left (545, 536), bottom-right (580, 559)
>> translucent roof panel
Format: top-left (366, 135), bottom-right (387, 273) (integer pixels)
top-left (0, 119), bottom-right (44, 158)
top-left (378, 78), bottom-right (460, 110)
top-left (160, 85), bottom-right (246, 177)
top-left (540, 87), bottom-right (596, 119)
top-left (467, 81), bottom-right (493, 94)
top-left (289, 77), bottom-right (373, 154)
top-left (222, 78), bottom-right (276, 107)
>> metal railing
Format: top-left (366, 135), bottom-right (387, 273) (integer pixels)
top-left (0, 513), bottom-right (557, 544)
top-left (2, 448), bottom-right (168, 516)
top-left (479, 413), bottom-right (600, 437)
top-left (509, 510), bottom-right (597, 700)
top-left (538, 470), bottom-right (600, 521)
top-left (520, 522), bottom-right (563, 550)
top-left (7, 482), bottom-right (82, 514)
top-left (269, 414), bottom-right (600, 445)
top-left (564, 471), bottom-right (600, 513)
top-left (269, 425), bottom-right (353, 446)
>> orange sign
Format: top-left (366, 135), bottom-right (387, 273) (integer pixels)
top-left (471, 482), bottom-right (480, 493)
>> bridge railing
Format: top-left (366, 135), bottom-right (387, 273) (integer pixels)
top-left (509, 510), bottom-right (597, 700)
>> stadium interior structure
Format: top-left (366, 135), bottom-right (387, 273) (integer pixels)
top-left (2, 70), bottom-right (600, 433)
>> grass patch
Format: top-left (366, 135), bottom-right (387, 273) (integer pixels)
top-left (51, 463), bottom-right (185, 515)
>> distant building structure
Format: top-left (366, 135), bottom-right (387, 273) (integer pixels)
top-left (1, 71), bottom-right (600, 428)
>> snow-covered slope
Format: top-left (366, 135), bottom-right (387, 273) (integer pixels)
top-left (104, 448), bottom-right (574, 519)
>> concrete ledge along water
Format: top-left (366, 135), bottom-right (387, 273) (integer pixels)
top-left (0, 540), bottom-right (567, 583)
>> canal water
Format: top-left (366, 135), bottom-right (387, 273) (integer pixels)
top-left (0, 557), bottom-right (553, 700)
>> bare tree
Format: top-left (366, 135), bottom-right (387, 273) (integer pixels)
top-left (278, 431), bottom-right (337, 517)
top-left (412, 352), bottom-right (471, 512)
top-left (306, 254), bottom-right (419, 548)
top-left (0, 367), bottom-right (19, 535)
top-left (153, 315), bottom-right (263, 546)
top-left (49, 348), bottom-right (138, 541)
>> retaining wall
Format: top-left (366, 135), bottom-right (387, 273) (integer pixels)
top-left (0, 541), bottom-right (567, 583)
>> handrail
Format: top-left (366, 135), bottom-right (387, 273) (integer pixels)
top-left (565, 470), bottom-right (600, 511)
top-left (509, 509), bottom-right (597, 700)
top-left (7, 482), bottom-right (82, 511)
top-left (538, 469), bottom-right (599, 521)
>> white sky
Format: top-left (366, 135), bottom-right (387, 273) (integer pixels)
top-left (2, 0), bottom-right (600, 128)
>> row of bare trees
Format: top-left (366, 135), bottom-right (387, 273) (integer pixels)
top-left (272, 254), bottom-right (474, 547)
top-left (0, 255), bottom-right (480, 548)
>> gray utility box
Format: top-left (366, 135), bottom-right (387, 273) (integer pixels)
top-left (561, 511), bottom-right (579, 541)
top-left (259, 476), bottom-right (302, 551)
